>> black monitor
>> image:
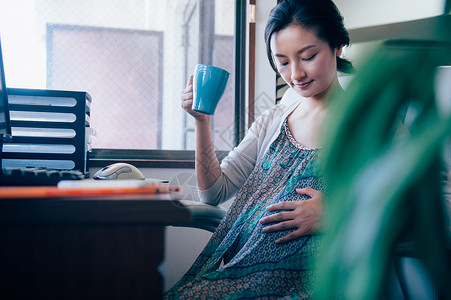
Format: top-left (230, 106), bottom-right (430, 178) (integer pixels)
top-left (0, 36), bottom-right (12, 141)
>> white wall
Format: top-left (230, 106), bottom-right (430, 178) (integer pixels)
top-left (334, 0), bottom-right (445, 29)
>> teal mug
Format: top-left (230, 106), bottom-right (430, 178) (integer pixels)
top-left (192, 64), bottom-right (230, 115)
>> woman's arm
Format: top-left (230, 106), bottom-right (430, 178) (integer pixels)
top-left (181, 76), bottom-right (221, 190)
top-left (182, 77), bottom-right (298, 205)
top-left (182, 74), bottom-right (257, 205)
top-left (194, 117), bottom-right (222, 189)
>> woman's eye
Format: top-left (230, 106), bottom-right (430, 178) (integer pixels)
top-left (277, 61), bottom-right (289, 67)
top-left (302, 54), bottom-right (317, 61)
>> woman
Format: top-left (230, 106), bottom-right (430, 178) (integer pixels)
top-left (165, 0), bottom-right (353, 298)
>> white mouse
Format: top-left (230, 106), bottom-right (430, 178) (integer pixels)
top-left (93, 163), bottom-right (145, 180)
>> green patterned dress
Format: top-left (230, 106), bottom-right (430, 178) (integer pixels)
top-left (165, 119), bottom-right (326, 299)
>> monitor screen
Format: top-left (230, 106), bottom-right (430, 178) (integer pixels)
top-left (0, 36), bottom-right (11, 139)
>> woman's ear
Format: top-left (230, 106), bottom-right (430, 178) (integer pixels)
top-left (335, 46), bottom-right (343, 57)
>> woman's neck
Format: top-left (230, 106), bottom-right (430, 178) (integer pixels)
top-left (310, 77), bottom-right (343, 103)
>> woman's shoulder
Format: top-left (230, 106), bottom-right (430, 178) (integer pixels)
top-left (255, 98), bottom-right (300, 124)
top-left (262, 88), bottom-right (302, 118)
top-left (279, 87), bottom-right (302, 106)
top-left (246, 88), bottom-right (302, 138)
top-left (249, 100), bottom-right (300, 139)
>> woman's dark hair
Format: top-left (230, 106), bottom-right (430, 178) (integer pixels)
top-left (265, 0), bottom-right (354, 74)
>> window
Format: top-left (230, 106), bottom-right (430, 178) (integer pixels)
top-left (0, 0), bottom-right (241, 159)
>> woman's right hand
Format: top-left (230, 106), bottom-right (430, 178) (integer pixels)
top-left (181, 75), bottom-right (211, 122)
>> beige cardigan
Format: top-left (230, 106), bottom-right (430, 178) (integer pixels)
top-left (199, 98), bottom-right (302, 206)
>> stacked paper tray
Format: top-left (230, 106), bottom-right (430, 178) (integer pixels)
top-left (2, 88), bottom-right (92, 176)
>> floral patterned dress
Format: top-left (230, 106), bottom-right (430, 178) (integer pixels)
top-left (165, 119), bottom-right (326, 299)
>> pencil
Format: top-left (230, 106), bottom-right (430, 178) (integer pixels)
top-left (0, 185), bottom-right (181, 199)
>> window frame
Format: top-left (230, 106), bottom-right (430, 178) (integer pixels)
top-left (89, 0), bottom-right (247, 169)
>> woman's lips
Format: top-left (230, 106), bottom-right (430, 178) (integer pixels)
top-left (294, 80), bottom-right (313, 90)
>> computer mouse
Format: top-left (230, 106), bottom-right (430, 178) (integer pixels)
top-left (93, 163), bottom-right (145, 180)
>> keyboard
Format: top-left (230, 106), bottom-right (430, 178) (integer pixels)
top-left (0, 167), bottom-right (84, 186)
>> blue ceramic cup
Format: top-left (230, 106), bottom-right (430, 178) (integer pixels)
top-left (192, 64), bottom-right (230, 115)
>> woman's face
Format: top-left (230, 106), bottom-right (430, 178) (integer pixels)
top-left (271, 24), bottom-right (342, 101)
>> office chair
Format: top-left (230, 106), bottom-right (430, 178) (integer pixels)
top-left (172, 200), bottom-right (227, 233)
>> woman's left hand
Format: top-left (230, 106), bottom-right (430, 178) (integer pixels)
top-left (259, 187), bottom-right (323, 244)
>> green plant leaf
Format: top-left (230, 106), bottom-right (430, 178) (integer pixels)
top-left (315, 44), bottom-right (451, 300)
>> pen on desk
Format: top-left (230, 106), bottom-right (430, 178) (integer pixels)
top-left (0, 185), bottom-right (181, 199)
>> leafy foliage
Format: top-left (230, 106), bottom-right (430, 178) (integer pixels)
top-left (315, 41), bottom-right (451, 299)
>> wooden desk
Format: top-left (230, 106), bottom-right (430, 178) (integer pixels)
top-left (0, 194), bottom-right (190, 300)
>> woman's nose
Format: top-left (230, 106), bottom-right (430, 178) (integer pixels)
top-left (291, 62), bottom-right (306, 81)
